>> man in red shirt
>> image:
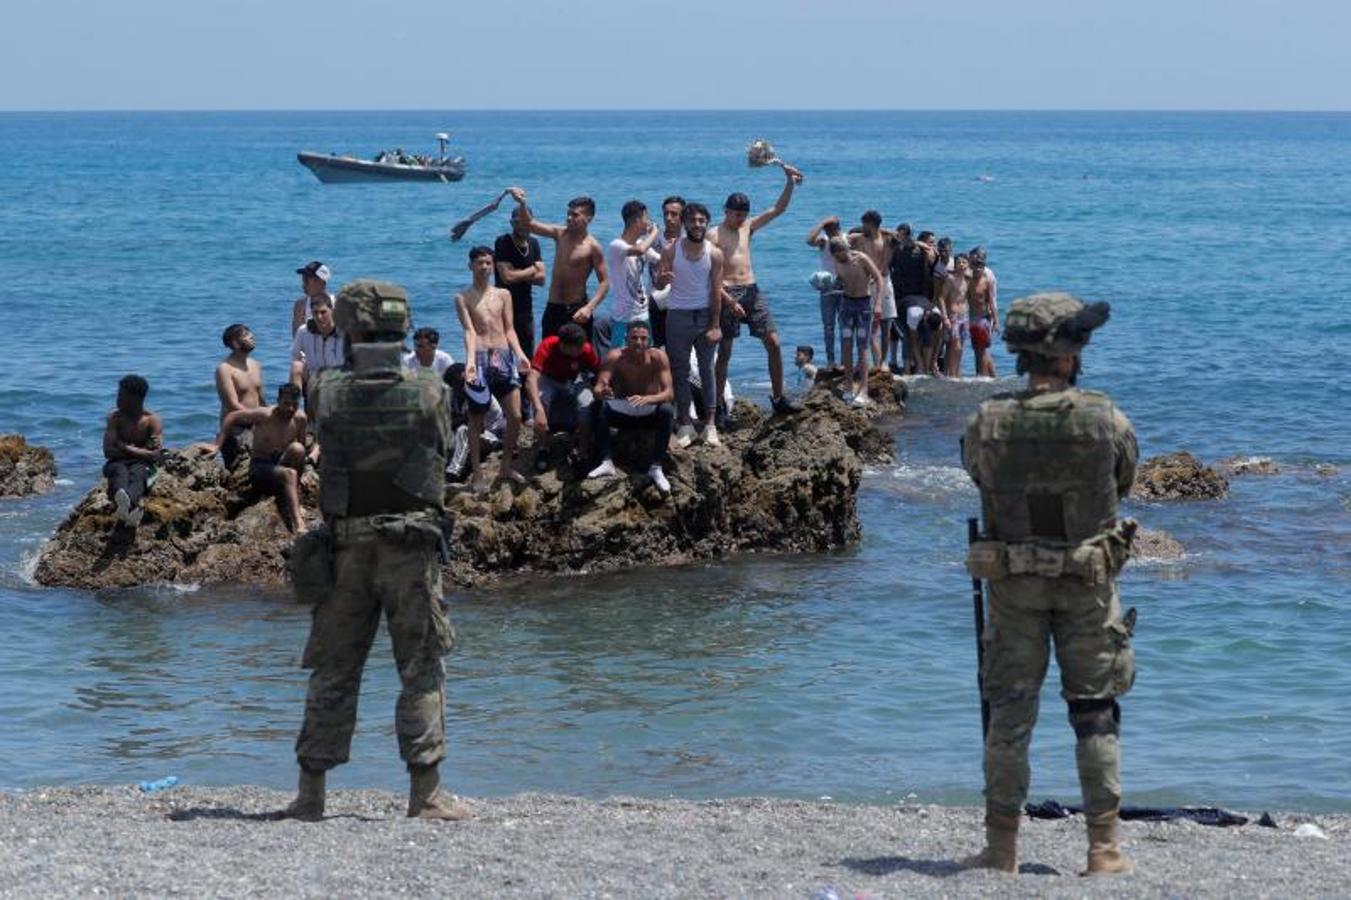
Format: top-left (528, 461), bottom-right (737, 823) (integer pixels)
top-left (525, 323), bottom-right (601, 467)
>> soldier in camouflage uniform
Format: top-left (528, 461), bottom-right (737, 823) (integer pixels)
top-left (959, 293), bottom-right (1138, 875)
top-left (283, 280), bottom-right (470, 822)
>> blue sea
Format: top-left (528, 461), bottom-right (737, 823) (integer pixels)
top-left (1, 111), bottom-right (1349, 811)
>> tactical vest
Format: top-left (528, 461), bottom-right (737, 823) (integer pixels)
top-left (312, 368), bottom-right (449, 518)
top-left (969, 389), bottom-right (1121, 544)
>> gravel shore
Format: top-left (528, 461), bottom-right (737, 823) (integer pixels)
top-left (1, 787), bottom-right (1345, 898)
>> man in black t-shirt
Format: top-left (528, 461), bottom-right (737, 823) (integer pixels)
top-left (493, 209), bottom-right (546, 359)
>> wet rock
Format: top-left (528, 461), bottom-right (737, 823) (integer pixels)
top-left (34, 392), bottom-right (892, 591)
top-left (0, 434), bottom-right (57, 498)
top-left (1130, 452), bottom-right (1229, 502)
top-left (1314, 463), bottom-right (1339, 478)
top-left (33, 449), bottom-right (315, 590)
top-left (443, 387), bottom-right (888, 588)
top-left (1133, 526), bottom-right (1184, 561)
top-left (1218, 456), bottom-right (1280, 477)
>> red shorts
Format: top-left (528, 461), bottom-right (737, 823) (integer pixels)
top-left (970, 318), bottom-right (992, 351)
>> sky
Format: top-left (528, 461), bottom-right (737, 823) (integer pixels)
top-left (3, 0), bottom-right (1349, 111)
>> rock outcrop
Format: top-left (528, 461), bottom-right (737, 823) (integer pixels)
top-left (34, 384), bottom-right (894, 591)
top-left (1130, 452), bottom-right (1229, 502)
top-left (33, 450), bottom-right (317, 591)
top-left (1133, 527), bottom-right (1185, 561)
top-left (0, 434), bottom-right (57, 498)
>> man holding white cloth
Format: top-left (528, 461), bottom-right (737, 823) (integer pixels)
top-left (586, 320), bottom-right (675, 496)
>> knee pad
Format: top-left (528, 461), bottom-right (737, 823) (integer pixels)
top-left (1067, 698), bottom-right (1120, 739)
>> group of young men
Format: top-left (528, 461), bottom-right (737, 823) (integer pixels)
top-left (806, 213), bottom-right (1000, 403)
top-left (102, 172), bottom-right (999, 528)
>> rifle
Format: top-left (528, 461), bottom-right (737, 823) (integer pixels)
top-left (968, 517), bottom-right (991, 738)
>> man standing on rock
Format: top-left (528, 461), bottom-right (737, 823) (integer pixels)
top-left (291, 261), bottom-right (335, 338)
top-left (509, 187), bottom-right (610, 345)
top-left (959, 293), bottom-right (1139, 876)
top-left (709, 166), bottom-right (805, 418)
top-left (283, 280), bottom-right (469, 823)
top-left (206, 383), bottom-right (310, 532)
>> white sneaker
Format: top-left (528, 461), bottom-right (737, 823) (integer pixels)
top-left (647, 465), bottom-right (671, 495)
top-left (587, 458), bottom-right (616, 480)
top-left (851, 394), bottom-right (874, 408)
top-left (114, 488), bottom-right (131, 524)
top-left (125, 505), bottom-right (144, 528)
top-left (675, 425), bottom-right (697, 448)
top-left (703, 424), bottom-right (721, 448)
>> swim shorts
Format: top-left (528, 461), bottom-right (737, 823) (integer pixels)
top-left (248, 452), bottom-right (288, 497)
top-left (838, 296), bottom-right (872, 339)
top-left (970, 317), bottom-right (992, 351)
top-left (880, 281), bottom-right (899, 320)
top-left (542, 301), bottom-right (591, 343)
top-left (951, 315), bottom-right (970, 344)
top-left (720, 284), bottom-right (776, 340)
top-left (903, 296), bottom-right (931, 333)
top-left (473, 347), bottom-right (520, 398)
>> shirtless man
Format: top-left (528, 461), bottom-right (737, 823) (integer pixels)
top-left (940, 254), bottom-right (971, 377)
top-left (206, 383), bottom-right (310, 532)
top-left (709, 164), bottom-right (804, 417)
top-left (509, 187), bottom-right (610, 345)
top-left (102, 375), bottom-right (164, 529)
top-left (967, 246), bottom-right (999, 377)
top-left (216, 323), bottom-right (265, 469)
top-left (455, 245), bottom-right (529, 491)
top-left (827, 238), bottom-right (886, 406)
top-left (847, 210), bottom-right (897, 371)
top-left (587, 321), bottom-right (676, 496)
top-left (291, 261), bottom-right (335, 338)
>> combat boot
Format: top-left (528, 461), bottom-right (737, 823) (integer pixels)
top-left (1083, 818), bottom-right (1134, 875)
top-left (958, 810), bottom-right (1019, 873)
top-left (408, 764), bottom-right (475, 821)
top-left (281, 768), bottom-right (325, 822)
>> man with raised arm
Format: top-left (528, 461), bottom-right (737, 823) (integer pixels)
top-left (215, 323), bottom-right (265, 470)
top-left (653, 202), bottom-right (725, 448)
top-left (806, 214), bottom-right (846, 371)
top-left (508, 187), bottom-right (610, 345)
top-left (709, 164), bottom-right (805, 417)
top-left (454, 245), bottom-right (529, 491)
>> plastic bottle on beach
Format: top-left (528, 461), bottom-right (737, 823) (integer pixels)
top-left (138, 776), bottom-right (180, 793)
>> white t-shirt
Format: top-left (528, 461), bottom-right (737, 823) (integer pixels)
top-left (402, 349), bottom-right (455, 377)
top-left (816, 238), bottom-right (839, 275)
top-left (291, 323), bottom-right (345, 373)
top-left (606, 237), bottom-right (650, 323)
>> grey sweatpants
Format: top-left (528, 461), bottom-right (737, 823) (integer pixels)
top-left (666, 308), bottom-right (716, 425)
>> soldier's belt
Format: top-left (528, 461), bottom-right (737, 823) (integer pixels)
top-left (967, 541), bottom-right (1107, 583)
top-left (331, 512), bottom-right (442, 544)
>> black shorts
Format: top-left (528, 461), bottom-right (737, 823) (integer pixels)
top-left (720, 284), bottom-right (776, 340)
top-left (249, 455), bottom-right (289, 496)
top-left (541, 301), bottom-right (592, 343)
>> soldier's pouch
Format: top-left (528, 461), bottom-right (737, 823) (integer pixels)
top-left (1107, 609), bottom-right (1137, 697)
top-left (287, 525), bottom-right (334, 604)
top-left (966, 541), bottom-right (1009, 580)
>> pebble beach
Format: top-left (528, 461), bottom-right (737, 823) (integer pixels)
top-left (1, 787), bottom-right (1346, 898)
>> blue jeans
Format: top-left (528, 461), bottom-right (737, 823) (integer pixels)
top-left (819, 290), bottom-right (842, 365)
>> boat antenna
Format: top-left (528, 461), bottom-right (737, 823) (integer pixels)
top-left (435, 132), bottom-right (450, 161)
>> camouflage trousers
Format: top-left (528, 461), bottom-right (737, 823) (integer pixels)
top-left (295, 527), bottom-right (454, 772)
top-left (980, 574), bottom-right (1135, 826)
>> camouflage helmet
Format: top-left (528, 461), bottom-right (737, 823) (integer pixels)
top-left (1002, 292), bottom-right (1110, 357)
top-left (334, 280), bottom-right (411, 337)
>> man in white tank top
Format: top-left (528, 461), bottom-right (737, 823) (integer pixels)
top-left (653, 202), bottom-right (726, 448)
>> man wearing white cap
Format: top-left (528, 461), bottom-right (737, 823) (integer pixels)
top-left (291, 261), bottom-right (335, 337)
